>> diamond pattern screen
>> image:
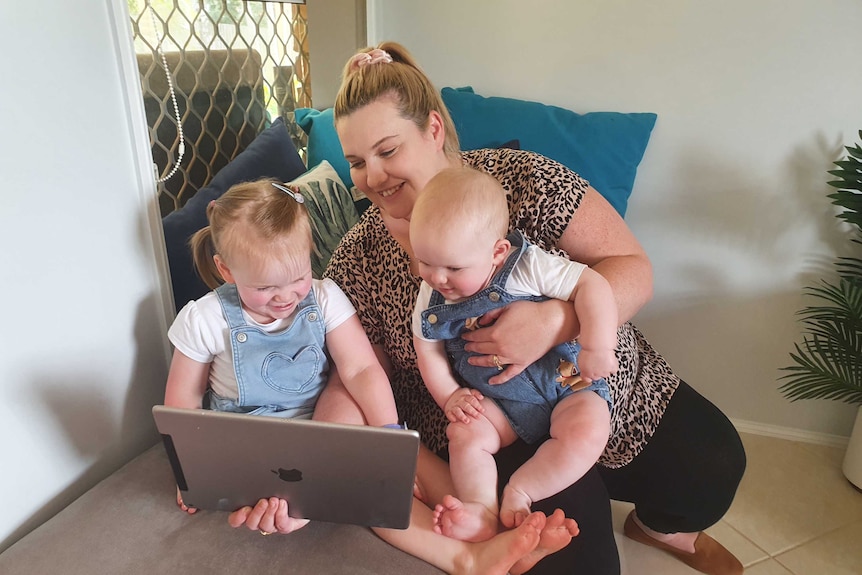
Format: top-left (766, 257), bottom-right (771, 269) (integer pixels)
top-left (128, 0), bottom-right (311, 216)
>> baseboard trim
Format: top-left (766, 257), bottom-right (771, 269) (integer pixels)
top-left (731, 418), bottom-right (849, 448)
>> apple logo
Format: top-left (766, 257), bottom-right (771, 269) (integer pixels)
top-left (272, 467), bottom-right (303, 482)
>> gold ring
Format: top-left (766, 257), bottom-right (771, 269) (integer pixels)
top-left (259, 530), bottom-right (273, 536)
top-left (493, 355), bottom-right (504, 371)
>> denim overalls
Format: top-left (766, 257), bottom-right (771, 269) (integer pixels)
top-left (205, 283), bottom-right (328, 418)
top-left (420, 232), bottom-right (612, 444)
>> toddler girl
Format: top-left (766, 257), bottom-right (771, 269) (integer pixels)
top-left (164, 178), bottom-right (398, 523)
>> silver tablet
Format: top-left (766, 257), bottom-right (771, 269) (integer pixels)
top-left (152, 405), bottom-right (419, 529)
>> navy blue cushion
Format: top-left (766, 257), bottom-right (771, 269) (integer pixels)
top-left (161, 117), bottom-right (307, 311)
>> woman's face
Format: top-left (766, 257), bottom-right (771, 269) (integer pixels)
top-left (336, 96), bottom-right (449, 221)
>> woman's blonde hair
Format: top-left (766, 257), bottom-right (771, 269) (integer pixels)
top-left (189, 179), bottom-right (313, 290)
top-left (334, 41), bottom-right (461, 158)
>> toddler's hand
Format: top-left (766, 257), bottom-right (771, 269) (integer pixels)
top-left (577, 348), bottom-right (618, 383)
top-left (444, 388), bottom-right (485, 424)
top-left (176, 485), bottom-right (197, 515)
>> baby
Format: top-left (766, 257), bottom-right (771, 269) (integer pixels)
top-left (410, 166), bottom-right (618, 541)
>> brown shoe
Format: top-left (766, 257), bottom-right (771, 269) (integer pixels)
top-left (623, 511), bottom-right (743, 575)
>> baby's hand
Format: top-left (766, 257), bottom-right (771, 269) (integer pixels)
top-left (444, 388), bottom-right (485, 424)
top-left (176, 485), bottom-right (197, 515)
top-left (577, 348), bottom-right (618, 382)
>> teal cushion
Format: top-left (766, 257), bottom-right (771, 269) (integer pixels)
top-left (296, 91), bottom-right (656, 218)
top-left (441, 87), bottom-right (656, 217)
top-left (294, 107), bottom-right (355, 189)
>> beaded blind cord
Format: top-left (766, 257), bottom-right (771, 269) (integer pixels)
top-left (148, 3), bottom-right (185, 184)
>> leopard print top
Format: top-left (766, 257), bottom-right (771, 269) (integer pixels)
top-left (325, 148), bottom-right (680, 468)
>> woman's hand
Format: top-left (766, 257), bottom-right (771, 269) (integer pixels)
top-left (228, 497), bottom-right (310, 535)
top-left (462, 299), bottom-right (579, 385)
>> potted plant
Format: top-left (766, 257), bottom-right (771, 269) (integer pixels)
top-left (779, 129), bottom-right (862, 488)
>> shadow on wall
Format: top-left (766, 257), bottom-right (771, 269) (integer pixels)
top-left (625, 131), bottom-right (857, 437)
top-left (3, 295), bottom-right (168, 554)
top-left (636, 288), bottom-right (859, 438)
top-left (784, 132), bottom-right (857, 257)
top-left (635, 130), bottom-right (847, 277)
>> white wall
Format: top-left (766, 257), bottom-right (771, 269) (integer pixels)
top-left (369, 0), bottom-right (862, 438)
top-left (308, 0), bottom-right (367, 108)
top-left (0, 0), bottom-right (173, 552)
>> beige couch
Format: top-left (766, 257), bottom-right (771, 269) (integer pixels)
top-left (0, 111), bottom-right (442, 575)
top-left (0, 443), bottom-right (443, 574)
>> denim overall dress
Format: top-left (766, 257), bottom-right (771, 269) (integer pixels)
top-left (419, 232), bottom-right (612, 444)
top-left (205, 283), bottom-right (329, 419)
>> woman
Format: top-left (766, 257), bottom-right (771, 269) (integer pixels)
top-left (237, 42), bottom-right (746, 575)
top-left (332, 43), bottom-right (745, 575)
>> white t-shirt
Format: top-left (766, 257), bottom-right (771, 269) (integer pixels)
top-left (412, 244), bottom-right (586, 342)
top-left (169, 278), bottom-right (356, 399)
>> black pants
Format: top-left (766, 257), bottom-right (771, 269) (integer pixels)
top-left (492, 381), bottom-right (747, 575)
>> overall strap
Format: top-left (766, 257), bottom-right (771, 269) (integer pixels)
top-left (487, 230), bottom-right (529, 289)
top-left (293, 284), bottom-right (320, 313)
top-left (215, 283), bottom-right (246, 329)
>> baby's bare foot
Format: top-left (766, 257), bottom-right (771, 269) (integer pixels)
top-left (500, 484), bottom-right (533, 528)
top-left (433, 494), bottom-right (498, 542)
top-left (510, 508), bottom-right (579, 575)
top-left (456, 511), bottom-right (546, 575)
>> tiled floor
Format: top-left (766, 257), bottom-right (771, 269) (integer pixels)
top-left (613, 432), bottom-right (862, 574)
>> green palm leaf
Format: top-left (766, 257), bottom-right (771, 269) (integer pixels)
top-left (302, 176), bottom-right (360, 278)
top-left (780, 130), bottom-right (862, 405)
top-left (836, 254), bottom-right (862, 281)
top-left (845, 144), bottom-right (862, 161)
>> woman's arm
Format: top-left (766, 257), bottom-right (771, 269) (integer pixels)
top-left (557, 186), bottom-right (653, 324)
top-left (464, 186), bottom-right (651, 384)
top-left (325, 315), bottom-right (399, 427)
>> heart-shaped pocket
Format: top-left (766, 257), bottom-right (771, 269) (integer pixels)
top-left (261, 346), bottom-right (323, 395)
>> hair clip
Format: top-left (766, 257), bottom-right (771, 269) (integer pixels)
top-left (349, 48), bottom-right (393, 72)
top-left (272, 182), bottom-right (304, 204)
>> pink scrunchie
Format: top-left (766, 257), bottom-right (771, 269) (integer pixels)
top-left (349, 48), bottom-right (393, 72)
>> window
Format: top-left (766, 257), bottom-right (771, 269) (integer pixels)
top-left (128, 0), bottom-right (311, 216)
